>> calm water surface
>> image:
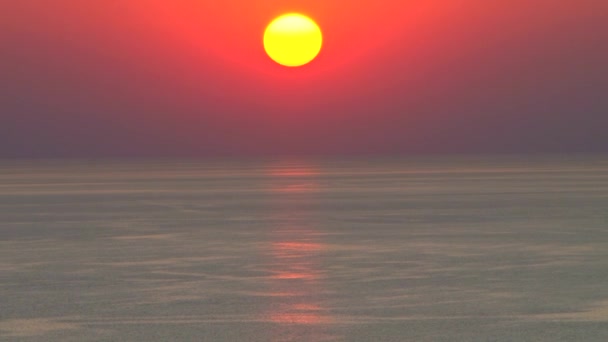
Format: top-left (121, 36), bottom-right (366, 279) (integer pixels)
top-left (1, 156), bottom-right (607, 341)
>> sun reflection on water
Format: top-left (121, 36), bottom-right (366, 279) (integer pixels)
top-left (262, 162), bottom-right (334, 336)
top-left (266, 227), bottom-right (331, 327)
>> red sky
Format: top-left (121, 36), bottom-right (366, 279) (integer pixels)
top-left (1, 0), bottom-right (606, 157)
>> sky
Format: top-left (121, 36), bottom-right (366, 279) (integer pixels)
top-left (1, 0), bottom-right (606, 158)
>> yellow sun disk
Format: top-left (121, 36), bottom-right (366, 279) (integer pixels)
top-left (264, 14), bottom-right (323, 67)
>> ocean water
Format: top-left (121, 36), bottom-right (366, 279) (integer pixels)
top-left (1, 156), bottom-right (607, 341)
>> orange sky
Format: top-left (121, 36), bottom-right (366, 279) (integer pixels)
top-left (1, 1), bottom-right (606, 157)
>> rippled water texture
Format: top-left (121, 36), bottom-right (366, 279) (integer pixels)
top-left (1, 156), bottom-right (607, 341)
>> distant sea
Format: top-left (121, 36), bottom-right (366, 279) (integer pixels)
top-left (1, 156), bottom-right (607, 341)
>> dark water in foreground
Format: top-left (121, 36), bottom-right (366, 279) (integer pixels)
top-left (1, 156), bottom-right (607, 341)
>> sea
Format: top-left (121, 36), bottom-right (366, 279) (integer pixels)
top-left (1, 156), bottom-right (607, 341)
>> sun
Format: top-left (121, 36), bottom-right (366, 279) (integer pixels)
top-left (264, 13), bottom-right (323, 67)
